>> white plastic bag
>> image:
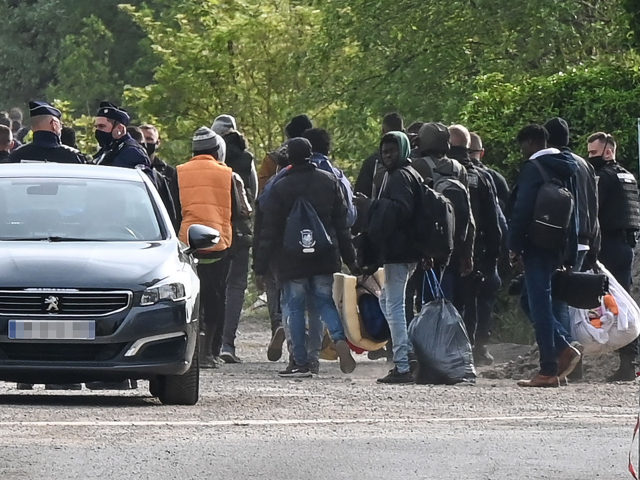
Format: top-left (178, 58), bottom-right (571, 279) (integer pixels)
top-left (570, 262), bottom-right (640, 354)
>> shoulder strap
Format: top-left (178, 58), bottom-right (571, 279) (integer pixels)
top-left (424, 156), bottom-right (436, 173)
top-left (530, 159), bottom-right (550, 183)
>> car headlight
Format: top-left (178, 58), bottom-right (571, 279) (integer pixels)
top-left (140, 282), bottom-right (186, 306)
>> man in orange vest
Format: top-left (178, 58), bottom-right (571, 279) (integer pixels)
top-left (178, 126), bottom-right (249, 368)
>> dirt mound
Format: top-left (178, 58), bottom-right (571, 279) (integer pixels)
top-left (480, 343), bottom-right (621, 382)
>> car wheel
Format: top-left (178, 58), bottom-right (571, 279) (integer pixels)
top-left (157, 347), bottom-right (199, 406)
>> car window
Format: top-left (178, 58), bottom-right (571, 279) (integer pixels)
top-left (0, 178), bottom-right (164, 241)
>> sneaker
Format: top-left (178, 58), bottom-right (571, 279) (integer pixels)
top-left (308, 360), bottom-right (320, 375)
top-left (334, 339), bottom-right (356, 373)
top-left (200, 355), bottom-right (218, 369)
top-left (367, 348), bottom-right (387, 360)
top-left (377, 367), bottom-right (414, 384)
top-left (278, 364), bottom-right (312, 378)
top-left (473, 344), bottom-right (494, 366)
top-left (16, 383), bottom-right (33, 390)
top-left (220, 347), bottom-right (242, 364)
top-left (267, 326), bottom-right (286, 362)
top-left (212, 356), bottom-right (225, 367)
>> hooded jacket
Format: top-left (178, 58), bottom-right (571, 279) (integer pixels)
top-left (367, 131), bottom-right (422, 264)
top-left (223, 131), bottom-right (257, 247)
top-left (253, 162), bottom-right (355, 281)
top-left (508, 148), bottom-right (579, 264)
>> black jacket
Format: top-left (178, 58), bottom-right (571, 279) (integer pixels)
top-left (151, 156), bottom-right (181, 231)
top-left (0, 151), bottom-right (10, 163)
top-left (508, 149), bottom-right (579, 265)
top-left (565, 149), bottom-right (600, 256)
top-left (367, 164), bottom-right (423, 264)
top-left (449, 150), bottom-right (501, 260)
top-left (253, 162), bottom-right (355, 281)
top-left (354, 151), bottom-right (385, 198)
top-left (8, 131), bottom-right (84, 164)
top-left (95, 134), bottom-right (150, 169)
top-left (366, 132), bottom-right (423, 265)
top-left (223, 131), bottom-right (257, 247)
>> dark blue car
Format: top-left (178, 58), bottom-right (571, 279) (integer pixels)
top-left (0, 164), bottom-right (218, 405)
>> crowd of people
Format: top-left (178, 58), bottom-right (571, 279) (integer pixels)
top-left (2, 100), bottom-right (639, 387)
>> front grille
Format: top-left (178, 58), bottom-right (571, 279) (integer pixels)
top-left (0, 290), bottom-right (132, 316)
top-left (0, 342), bottom-right (127, 362)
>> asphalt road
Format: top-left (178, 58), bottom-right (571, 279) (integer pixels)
top-left (0, 318), bottom-right (637, 480)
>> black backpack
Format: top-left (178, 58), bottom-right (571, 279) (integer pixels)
top-left (283, 197), bottom-right (333, 258)
top-left (527, 159), bottom-right (574, 250)
top-left (405, 167), bottom-right (455, 261)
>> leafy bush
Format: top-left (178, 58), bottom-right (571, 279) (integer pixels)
top-left (460, 60), bottom-right (640, 181)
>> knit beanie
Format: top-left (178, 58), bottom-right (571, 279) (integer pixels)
top-left (285, 114), bottom-right (312, 139)
top-left (286, 137), bottom-right (312, 165)
top-left (211, 114), bottom-right (237, 135)
top-left (192, 126), bottom-right (226, 162)
top-left (543, 117), bottom-right (570, 147)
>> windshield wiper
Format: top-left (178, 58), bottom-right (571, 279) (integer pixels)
top-left (1, 236), bottom-right (101, 242)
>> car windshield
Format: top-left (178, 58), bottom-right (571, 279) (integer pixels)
top-left (0, 178), bottom-right (164, 241)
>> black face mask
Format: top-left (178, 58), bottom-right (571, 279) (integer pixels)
top-left (144, 142), bottom-right (157, 157)
top-left (95, 129), bottom-right (113, 148)
top-left (588, 155), bottom-right (606, 169)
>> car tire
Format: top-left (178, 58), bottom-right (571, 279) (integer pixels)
top-left (157, 345), bottom-right (199, 406)
top-left (149, 378), bottom-right (161, 397)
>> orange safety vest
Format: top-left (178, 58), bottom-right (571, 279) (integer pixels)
top-left (177, 154), bottom-right (233, 252)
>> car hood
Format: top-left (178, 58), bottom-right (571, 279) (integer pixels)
top-left (0, 240), bottom-right (187, 290)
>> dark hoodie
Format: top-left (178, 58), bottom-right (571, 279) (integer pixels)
top-left (223, 131), bottom-right (257, 247)
top-left (367, 131), bottom-right (422, 264)
top-left (508, 149), bottom-right (579, 264)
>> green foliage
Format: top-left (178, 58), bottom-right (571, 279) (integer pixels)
top-left (0, 0), bottom-right (155, 111)
top-left (460, 59), bottom-right (640, 180)
top-left (123, 0), bottom-right (322, 166)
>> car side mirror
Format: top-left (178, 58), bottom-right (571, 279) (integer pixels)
top-left (183, 224), bottom-right (220, 255)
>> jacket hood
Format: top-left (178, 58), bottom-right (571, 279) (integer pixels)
top-left (379, 131), bottom-right (411, 164)
top-left (534, 150), bottom-right (578, 179)
top-left (223, 131), bottom-right (247, 151)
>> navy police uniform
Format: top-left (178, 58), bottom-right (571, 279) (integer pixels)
top-left (8, 101), bottom-right (84, 164)
top-left (93, 101), bottom-right (150, 169)
top-left (595, 158), bottom-right (640, 374)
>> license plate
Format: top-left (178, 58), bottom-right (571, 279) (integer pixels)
top-left (8, 320), bottom-right (95, 340)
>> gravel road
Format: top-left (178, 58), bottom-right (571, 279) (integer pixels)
top-left (0, 315), bottom-right (637, 479)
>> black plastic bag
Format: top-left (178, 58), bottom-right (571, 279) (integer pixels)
top-left (408, 272), bottom-right (476, 385)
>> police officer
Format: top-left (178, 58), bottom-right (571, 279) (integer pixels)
top-left (8, 101), bottom-right (84, 164)
top-left (93, 101), bottom-right (150, 169)
top-left (588, 131), bottom-right (640, 381)
top-left (448, 124), bottom-right (502, 363)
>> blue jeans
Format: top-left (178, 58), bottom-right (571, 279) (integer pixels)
top-left (280, 292), bottom-right (326, 364)
top-left (380, 263), bottom-right (416, 374)
top-left (522, 247), bottom-right (570, 376)
top-left (281, 275), bottom-right (346, 367)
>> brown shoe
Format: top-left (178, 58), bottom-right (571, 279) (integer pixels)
top-left (517, 373), bottom-right (560, 388)
top-left (557, 344), bottom-right (582, 380)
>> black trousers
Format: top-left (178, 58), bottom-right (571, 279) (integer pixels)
top-left (599, 232), bottom-right (636, 359)
top-left (461, 261), bottom-right (501, 345)
top-left (197, 256), bottom-right (231, 358)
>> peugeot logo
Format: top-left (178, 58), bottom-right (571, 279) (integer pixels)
top-left (44, 295), bottom-right (60, 312)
